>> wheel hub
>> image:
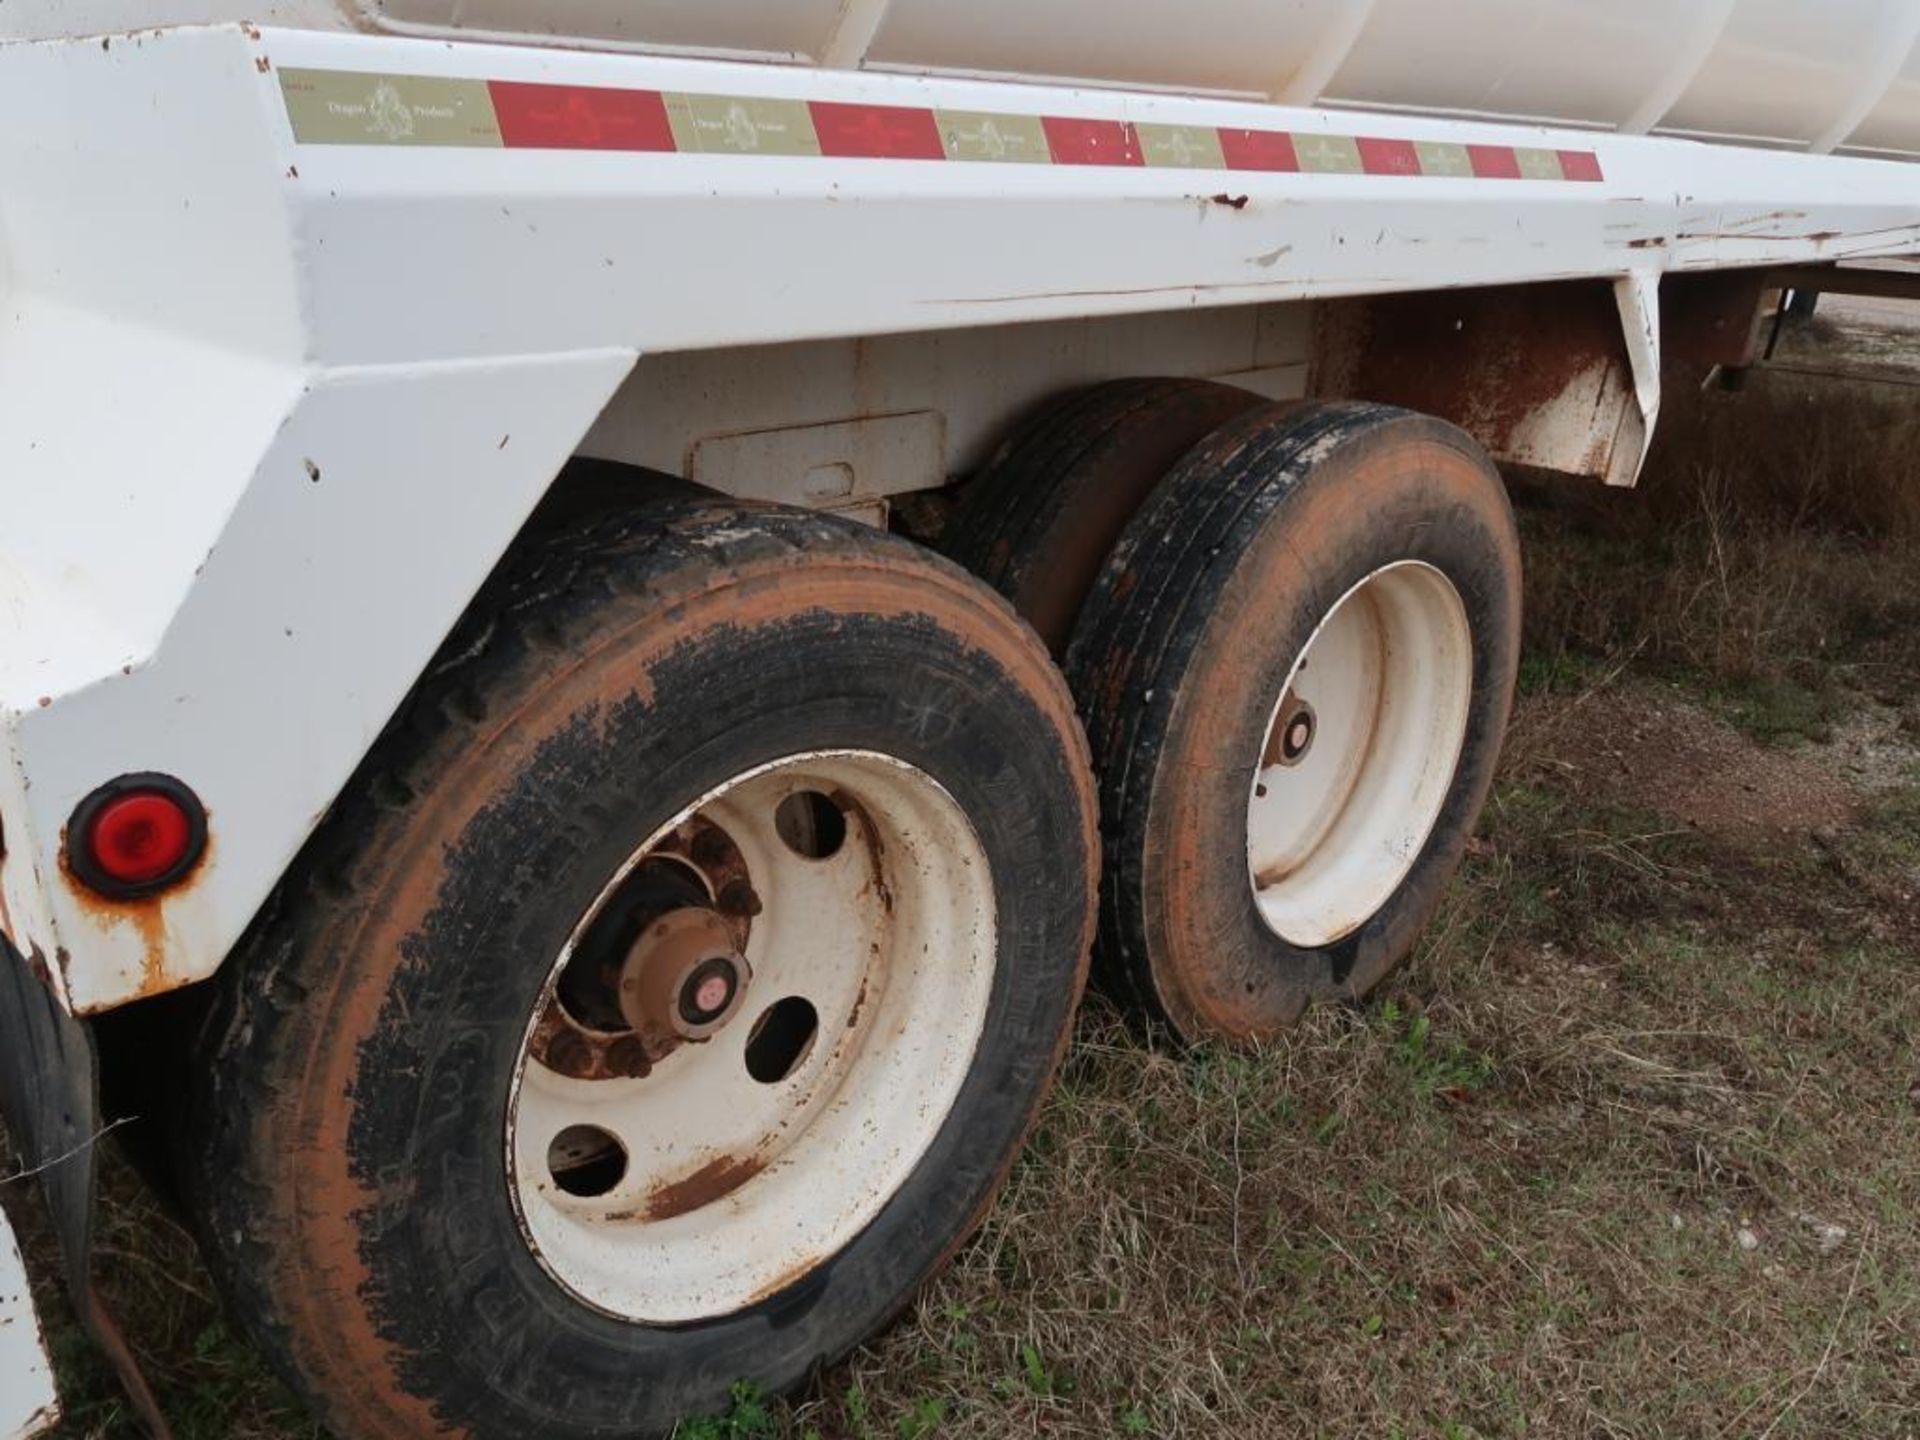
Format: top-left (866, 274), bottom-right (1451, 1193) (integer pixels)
top-left (617, 907), bottom-right (752, 1047)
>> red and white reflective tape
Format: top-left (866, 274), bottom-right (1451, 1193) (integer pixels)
top-left (278, 69), bottom-right (1605, 183)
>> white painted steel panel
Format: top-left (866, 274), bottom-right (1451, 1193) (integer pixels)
top-left (0, 1209), bottom-right (59, 1440)
top-left (1662, 0), bottom-right (1915, 147)
top-left (1839, 25), bottom-right (1920, 156)
top-left (584, 305), bottom-right (1310, 483)
top-left (378, 0), bottom-right (842, 62)
top-left (1324, 0), bottom-right (1707, 129)
top-left (264, 40), bottom-right (1917, 372)
top-left (863, 0), bottom-right (1345, 98)
top-left (687, 412), bottom-right (947, 504)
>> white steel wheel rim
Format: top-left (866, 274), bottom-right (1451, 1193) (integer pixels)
top-left (507, 751), bottom-right (996, 1325)
top-left (1246, 561), bottom-right (1473, 948)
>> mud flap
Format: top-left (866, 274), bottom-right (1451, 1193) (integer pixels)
top-left (0, 936), bottom-right (172, 1439)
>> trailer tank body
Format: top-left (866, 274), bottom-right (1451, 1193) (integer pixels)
top-left (7, 0), bottom-right (1920, 159)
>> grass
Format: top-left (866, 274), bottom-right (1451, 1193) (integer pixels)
top-left (7, 339), bottom-right (1920, 1438)
top-left (1513, 367), bottom-right (1920, 741)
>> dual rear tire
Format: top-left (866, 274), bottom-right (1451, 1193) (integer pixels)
top-left (183, 387), bottom-right (1521, 1440)
top-left (1054, 401), bottom-right (1521, 1039)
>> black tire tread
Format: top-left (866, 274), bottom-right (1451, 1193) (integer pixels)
top-left (943, 379), bottom-right (1194, 596)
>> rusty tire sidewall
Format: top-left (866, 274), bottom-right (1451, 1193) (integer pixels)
top-left (1073, 404), bottom-right (1521, 1043)
top-left (189, 504), bottom-right (1095, 1440)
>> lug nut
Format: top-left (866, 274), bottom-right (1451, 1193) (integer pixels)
top-left (545, 1028), bottom-right (594, 1078)
top-left (605, 1035), bottom-right (653, 1079)
top-left (717, 878), bottom-right (763, 918)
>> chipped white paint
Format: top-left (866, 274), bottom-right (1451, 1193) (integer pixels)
top-left (685, 411), bottom-right (946, 507)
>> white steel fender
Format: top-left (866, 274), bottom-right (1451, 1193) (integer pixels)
top-left (1, 23), bottom-right (1918, 1013)
top-left (0, 28), bottom-right (635, 1011)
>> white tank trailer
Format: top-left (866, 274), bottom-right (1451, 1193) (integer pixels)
top-left (3, 3), bottom-right (1917, 1436)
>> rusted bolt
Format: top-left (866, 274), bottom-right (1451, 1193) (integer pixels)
top-left (717, 879), bottom-right (763, 918)
top-left (605, 1035), bottom-right (653, 1079)
top-left (545, 1028), bottom-right (594, 1078)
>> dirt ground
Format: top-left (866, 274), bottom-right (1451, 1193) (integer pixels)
top-left (6, 302), bottom-right (1919, 1440)
top-left (1514, 680), bottom-right (1864, 835)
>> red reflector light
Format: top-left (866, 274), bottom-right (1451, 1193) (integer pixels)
top-left (88, 794), bottom-right (193, 886)
top-left (68, 775), bottom-right (207, 898)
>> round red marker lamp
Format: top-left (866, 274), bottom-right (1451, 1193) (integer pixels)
top-left (69, 775), bottom-right (207, 899)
